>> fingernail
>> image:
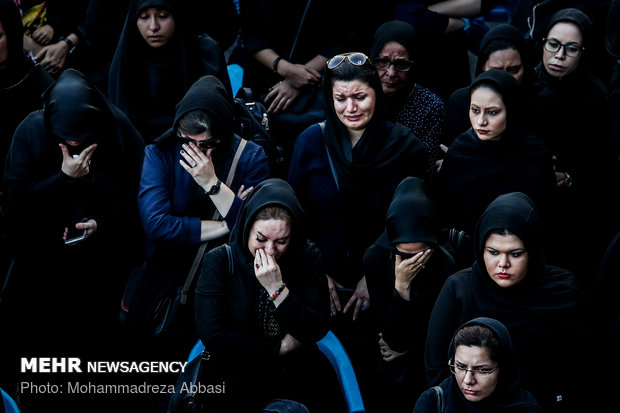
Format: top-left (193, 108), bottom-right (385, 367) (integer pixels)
top-left (180, 149), bottom-right (185, 154)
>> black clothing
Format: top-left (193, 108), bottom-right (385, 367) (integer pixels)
top-left (528, 8), bottom-right (620, 286)
top-left (2, 69), bottom-right (146, 410)
top-left (108, 0), bottom-right (231, 143)
top-left (442, 23), bottom-right (536, 145)
top-left (435, 70), bottom-right (556, 241)
top-left (194, 179), bottom-right (332, 412)
top-left (363, 177), bottom-right (455, 412)
top-left (425, 192), bottom-right (595, 412)
top-left (415, 317), bottom-right (544, 413)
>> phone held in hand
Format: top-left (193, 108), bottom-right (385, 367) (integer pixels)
top-left (64, 219), bottom-right (88, 245)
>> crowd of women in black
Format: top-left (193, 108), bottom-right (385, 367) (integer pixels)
top-left (1, 0), bottom-right (619, 412)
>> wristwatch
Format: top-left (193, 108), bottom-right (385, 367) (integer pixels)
top-left (563, 172), bottom-right (573, 188)
top-left (59, 36), bottom-right (76, 55)
top-left (205, 180), bottom-right (221, 195)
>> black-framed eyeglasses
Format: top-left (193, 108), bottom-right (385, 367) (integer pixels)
top-left (373, 57), bottom-right (414, 72)
top-left (449, 363), bottom-right (498, 379)
top-left (176, 132), bottom-right (220, 149)
top-left (392, 248), bottom-right (417, 260)
top-left (327, 52), bottom-right (369, 70)
top-left (543, 38), bottom-right (584, 58)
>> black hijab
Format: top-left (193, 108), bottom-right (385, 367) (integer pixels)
top-left (469, 192), bottom-right (587, 336)
top-left (440, 317), bottom-right (543, 413)
top-left (475, 23), bottom-right (535, 89)
top-left (108, 0), bottom-right (230, 142)
top-left (384, 176), bottom-right (437, 248)
top-left (155, 75), bottom-right (235, 161)
top-left (438, 70), bottom-right (555, 233)
top-left (321, 55), bottom-right (428, 191)
top-left (228, 178), bottom-right (308, 280)
top-left (0, 0), bottom-right (29, 84)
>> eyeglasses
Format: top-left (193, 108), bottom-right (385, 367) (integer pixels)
top-left (392, 248), bottom-right (425, 260)
top-left (176, 132), bottom-right (220, 149)
top-left (449, 363), bottom-right (498, 379)
top-left (327, 52), bottom-right (369, 70)
top-left (373, 57), bottom-right (414, 72)
top-left (543, 38), bottom-right (584, 58)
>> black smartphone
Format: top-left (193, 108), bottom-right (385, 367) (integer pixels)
top-left (64, 221), bottom-right (87, 245)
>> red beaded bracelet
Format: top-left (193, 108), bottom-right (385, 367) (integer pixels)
top-left (268, 283), bottom-right (287, 301)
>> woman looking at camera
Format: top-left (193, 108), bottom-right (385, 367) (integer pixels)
top-left (194, 178), bottom-right (334, 412)
top-left (414, 317), bottom-right (543, 413)
top-left (424, 192), bottom-right (596, 412)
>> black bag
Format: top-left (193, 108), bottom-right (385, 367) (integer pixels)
top-left (234, 87), bottom-right (284, 176)
top-left (120, 142), bottom-right (247, 337)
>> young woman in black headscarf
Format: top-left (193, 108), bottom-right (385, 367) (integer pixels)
top-left (442, 23), bottom-right (536, 146)
top-left (424, 192), bottom-right (596, 412)
top-left (528, 7), bottom-right (620, 290)
top-left (415, 317), bottom-right (544, 413)
top-left (2, 69), bottom-right (145, 410)
top-left (363, 177), bottom-right (455, 412)
top-left (434, 69), bottom-right (556, 268)
top-left (108, 0), bottom-right (231, 143)
top-left (194, 178), bottom-right (335, 412)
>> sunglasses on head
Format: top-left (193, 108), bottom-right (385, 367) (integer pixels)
top-left (176, 132), bottom-right (220, 149)
top-left (326, 52), bottom-right (369, 70)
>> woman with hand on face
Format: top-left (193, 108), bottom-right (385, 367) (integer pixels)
top-left (434, 69), bottom-right (556, 268)
top-left (194, 178), bottom-right (334, 412)
top-left (363, 176), bottom-right (455, 412)
top-left (424, 192), bottom-right (595, 412)
top-left (414, 317), bottom-right (544, 413)
top-left (108, 0), bottom-right (231, 143)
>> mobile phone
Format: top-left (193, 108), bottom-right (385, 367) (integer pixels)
top-left (64, 221), bottom-right (87, 245)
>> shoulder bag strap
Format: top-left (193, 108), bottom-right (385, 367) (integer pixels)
top-left (180, 139), bottom-right (248, 304)
top-left (318, 122), bottom-right (339, 192)
top-left (433, 385), bottom-right (445, 413)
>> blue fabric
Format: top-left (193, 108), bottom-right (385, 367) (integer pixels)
top-left (139, 134), bottom-right (269, 258)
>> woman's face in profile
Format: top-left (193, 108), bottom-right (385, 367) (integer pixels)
top-left (483, 233), bottom-right (528, 288)
top-left (543, 22), bottom-right (583, 78)
top-left (469, 86), bottom-right (507, 141)
top-left (483, 49), bottom-right (524, 84)
top-left (136, 7), bottom-right (175, 48)
top-left (453, 345), bottom-right (499, 402)
top-left (247, 219), bottom-right (291, 260)
top-left (332, 79), bottom-right (376, 135)
top-left (0, 21), bottom-right (7, 68)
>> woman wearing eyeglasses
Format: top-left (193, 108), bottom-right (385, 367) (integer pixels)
top-left (414, 317), bottom-right (543, 413)
top-left (288, 51), bottom-right (428, 394)
top-left (528, 7), bottom-right (620, 289)
top-left (136, 75), bottom-right (269, 350)
top-left (369, 20), bottom-right (446, 177)
top-left (108, 0), bottom-right (232, 144)
top-left (424, 191), bottom-right (596, 412)
top-left (362, 177), bottom-right (455, 412)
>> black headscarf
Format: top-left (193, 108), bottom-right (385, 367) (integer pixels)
top-left (440, 317), bottom-right (543, 413)
top-left (469, 192), bottom-right (588, 337)
top-left (321, 54), bottom-right (428, 191)
top-left (0, 0), bottom-right (27, 81)
top-left (369, 20), bottom-right (419, 114)
top-left (437, 70), bottom-right (555, 233)
top-left (384, 176), bottom-right (437, 248)
top-left (475, 23), bottom-right (535, 89)
top-left (107, 0), bottom-right (231, 142)
top-left (155, 75), bottom-right (235, 160)
top-left (228, 178), bottom-right (308, 280)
